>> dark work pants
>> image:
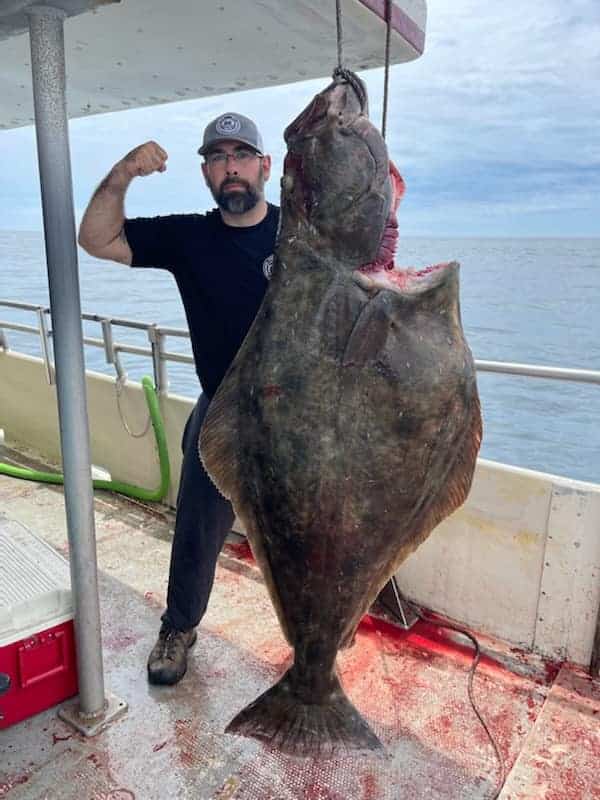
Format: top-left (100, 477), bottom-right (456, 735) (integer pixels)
top-left (163, 394), bottom-right (235, 631)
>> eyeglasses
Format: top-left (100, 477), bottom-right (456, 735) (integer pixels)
top-left (205, 148), bottom-right (263, 167)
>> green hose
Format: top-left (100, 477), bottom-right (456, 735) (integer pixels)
top-left (0, 376), bottom-right (170, 503)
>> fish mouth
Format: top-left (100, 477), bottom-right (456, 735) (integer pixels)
top-left (352, 160), bottom-right (458, 295)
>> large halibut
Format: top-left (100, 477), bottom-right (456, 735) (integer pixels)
top-left (200, 70), bottom-right (482, 755)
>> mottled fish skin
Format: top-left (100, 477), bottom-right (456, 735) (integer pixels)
top-left (200, 72), bottom-right (482, 755)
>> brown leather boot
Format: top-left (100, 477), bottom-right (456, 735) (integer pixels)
top-left (147, 621), bottom-right (197, 685)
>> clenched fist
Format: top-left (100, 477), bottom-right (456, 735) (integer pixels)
top-left (120, 141), bottom-right (168, 178)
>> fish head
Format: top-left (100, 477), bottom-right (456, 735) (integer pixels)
top-left (281, 70), bottom-right (392, 268)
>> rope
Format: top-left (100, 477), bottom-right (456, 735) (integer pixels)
top-left (335, 0), bottom-right (344, 70)
top-left (116, 376), bottom-right (152, 438)
top-left (381, 0), bottom-right (393, 140)
top-left (334, 0), bottom-right (393, 139)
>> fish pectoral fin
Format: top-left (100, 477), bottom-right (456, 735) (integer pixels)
top-left (342, 291), bottom-right (390, 368)
top-left (198, 365), bottom-right (243, 503)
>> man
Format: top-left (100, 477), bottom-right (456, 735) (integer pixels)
top-left (78, 113), bottom-right (279, 685)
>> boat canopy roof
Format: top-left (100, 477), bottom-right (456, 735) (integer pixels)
top-left (0, 0), bottom-right (426, 130)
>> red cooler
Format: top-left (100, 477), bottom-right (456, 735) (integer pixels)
top-left (0, 517), bottom-right (78, 729)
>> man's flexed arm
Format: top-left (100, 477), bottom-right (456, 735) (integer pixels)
top-left (78, 141), bottom-right (168, 265)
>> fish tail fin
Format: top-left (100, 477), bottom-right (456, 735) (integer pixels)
top-left (226, 670), bottom-right (382, 755)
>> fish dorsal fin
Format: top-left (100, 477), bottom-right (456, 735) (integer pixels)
top-left (198, 364), bottom-right (243, 504)
top-left (409, 390), bottom-right (482, 555)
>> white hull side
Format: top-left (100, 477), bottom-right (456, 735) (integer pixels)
top-left (1, 349), bottom-right (599, 666)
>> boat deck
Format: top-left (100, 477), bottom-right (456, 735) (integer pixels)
top-left (1, 447), bottom-right (599, 800)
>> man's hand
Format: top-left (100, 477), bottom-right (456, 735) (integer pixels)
top-left (78, 141), bottom-right (169, 265)
top-left (119, 141), bottom-right (168, 179)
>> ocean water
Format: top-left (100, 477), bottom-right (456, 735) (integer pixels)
top-left (0, 230), bottom-right (598, 484)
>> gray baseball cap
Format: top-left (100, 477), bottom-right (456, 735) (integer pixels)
top-left (198, 112), bottom-right (264, 156)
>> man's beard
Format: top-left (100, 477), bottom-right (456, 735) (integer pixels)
top-left (210, 171), bottom-right (264, 214)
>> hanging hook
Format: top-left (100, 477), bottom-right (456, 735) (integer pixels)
top-left (332, 67), bottom-right (368, 112)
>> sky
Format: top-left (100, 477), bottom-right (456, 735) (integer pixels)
top-left (1, 0), bottom-right (599, 237)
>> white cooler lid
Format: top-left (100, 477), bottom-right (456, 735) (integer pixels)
top-left (0, 514), bottom-right (73, 647)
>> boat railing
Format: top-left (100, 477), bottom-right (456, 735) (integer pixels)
top-left (0, 299), bottom-right (193, 391)
top-left (1, 299), bottom-right (600, 392)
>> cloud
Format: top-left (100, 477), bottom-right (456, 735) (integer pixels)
top-left (0, 0), bottom-right (598, 235)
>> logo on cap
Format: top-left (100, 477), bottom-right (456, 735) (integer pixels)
top-left (216, 114), bottom-right (241, 135)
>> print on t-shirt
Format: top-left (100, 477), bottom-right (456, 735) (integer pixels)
top-left (262, 254), bottom-right (274, 280)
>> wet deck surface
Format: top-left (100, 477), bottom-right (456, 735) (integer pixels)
top-left (1, 452), bottom-right (599, 800)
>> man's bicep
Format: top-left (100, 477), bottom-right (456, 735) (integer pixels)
top-left (85, 228), bottom-right (132, 265)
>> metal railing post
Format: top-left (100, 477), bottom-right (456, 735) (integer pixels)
top-left (100, 318), bottom-right (116, 365)
top-left (26, 4), bottom-right (125, 733)
top-left (148, 325), bottom-right (168, 393)
top-left (36, 307), bottom-right (54, 385)
top-left (101, 318), bottom-right (126, 381)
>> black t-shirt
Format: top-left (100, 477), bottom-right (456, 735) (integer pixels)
top-left (124, 204), bottom-right (279, 398)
